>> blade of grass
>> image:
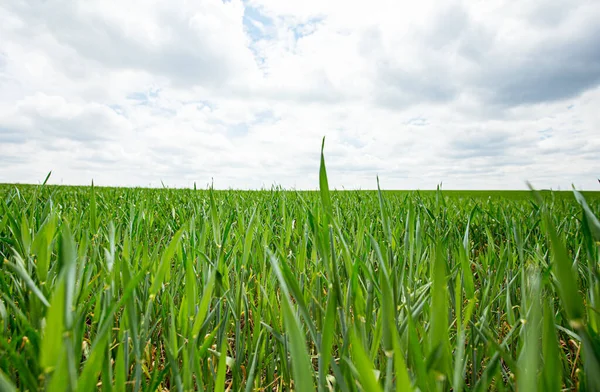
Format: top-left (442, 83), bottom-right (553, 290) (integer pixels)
top-left (268, 250), bottom-right (315, 392)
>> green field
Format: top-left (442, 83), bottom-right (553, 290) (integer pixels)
top-left (1, 151), bottom-right (600, 391)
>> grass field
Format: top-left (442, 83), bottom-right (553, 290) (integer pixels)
top-left (1, 147), bottom-right (600, 391)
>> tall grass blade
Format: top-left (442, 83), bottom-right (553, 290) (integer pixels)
top-left (268, 250), bottom-right (315, 392)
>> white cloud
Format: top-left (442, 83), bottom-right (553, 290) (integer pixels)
top-left (0, 0), bottom-right (599, 189)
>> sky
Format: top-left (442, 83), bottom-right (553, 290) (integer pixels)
top-left (1, 0), bottom-right (599, 190)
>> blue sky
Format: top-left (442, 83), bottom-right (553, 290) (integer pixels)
top-left (0, 0), bottom-right (599, 189)
top-left (243, 4), bottom-right (274, 41)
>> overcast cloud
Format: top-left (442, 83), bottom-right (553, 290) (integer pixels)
top-left (0, 0), bottom-right (599, 189)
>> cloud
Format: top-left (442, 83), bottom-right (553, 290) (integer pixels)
top-left (3, 0), bottom-right (259, 88)
top-left (359, 1), bottom-right (600, 109)
top-left (0, 0), bottom-right (599, 189)
top-left (0, 93), bottom-right (131, 143)
top-left (469, 3), bottom-right (600, 106)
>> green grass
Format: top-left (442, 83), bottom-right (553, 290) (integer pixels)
top-left (1, 147), bottom-right (600, 391)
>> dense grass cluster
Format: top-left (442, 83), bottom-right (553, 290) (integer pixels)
top-left (1, 150), bottom-right (600, 391)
